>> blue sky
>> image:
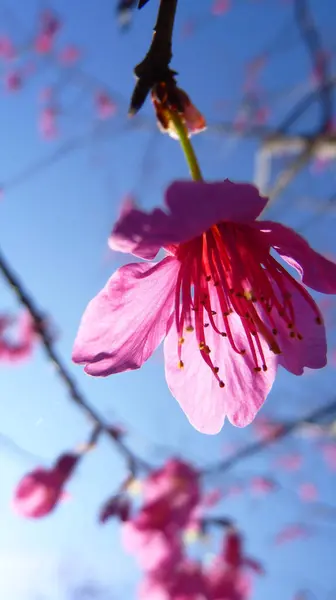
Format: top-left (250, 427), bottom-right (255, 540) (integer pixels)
top-left (0, 0), bottom-right (336, 598)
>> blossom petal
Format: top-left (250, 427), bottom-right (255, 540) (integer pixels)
top-left (164, 294), bottom-right (277, 434)
top-left (256, 221), bottom-right (336, 293)
top-left (273, 282), bottom-right (327, 375)
top-left (110, 180), bottom-right (268, 260)
top-left (72, 257), bottom-right (178, 376)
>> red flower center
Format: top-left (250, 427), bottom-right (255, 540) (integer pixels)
top-left (173, 223), bottom-right (322, 387)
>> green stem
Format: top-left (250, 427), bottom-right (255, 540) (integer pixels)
top-left (168, 110), bottom-right (203, 181)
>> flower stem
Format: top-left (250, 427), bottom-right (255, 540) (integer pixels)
top-left (168, 110), bottom-right (203, 181)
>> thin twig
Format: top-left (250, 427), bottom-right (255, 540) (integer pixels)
top-left (0, 246), bottom-right (152, 473)
top-left (294, 0), bottom-right (332, 131)
top-left (201, 398), bottom-right (336, 477)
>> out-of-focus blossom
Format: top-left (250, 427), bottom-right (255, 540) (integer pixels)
top-left (35, 10), bottom-right (61, 54)
top-left (211, 0), bottom-right (231, 16)
top-left (95, 91), bottom-right (117, 119)
top-left (250, 476), bottom-right (277, 495)
top-left (274, 524), bottom-right (310, 546)
top-left (58, 45), bottom-right (81, 65)
top-left (298, 483), bottom-right (318, 502)
top-left (4, 71), bottom-right (22, 92)
top-left (0, 36), bottom-right (15, 60)
top-left (73, 179), bottom-right (336, 433)
top-left (252, 416), bottom-right (284, 440)
top-left (139, 560), bottom-right (207, 600)
top-left (275, 453), bottom-right (302, 471)
top-left (321, 443), bottom-right (336, 471)
top-left (206, 529), bottom-right (262, 600)
top-left (0, 311), bottom-right (38, 363)
top-left (39, 107), bottom-right (58, 139)
top-left (143, 459), bottom-right (200, 510)
top-left (13, 453), bottom-right (78, 518)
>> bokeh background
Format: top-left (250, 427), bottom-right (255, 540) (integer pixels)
top-left (0, 0), bottom-right (336, 598)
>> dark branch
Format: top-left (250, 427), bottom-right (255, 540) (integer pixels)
top-left (129, 0), bottom-right (178, 114)
top-left (202, 398), bottom-right (336, 477)
top-left (294, 0), bottom-right (332, 131)
top-left (0, 246), bottom-right (152, 473)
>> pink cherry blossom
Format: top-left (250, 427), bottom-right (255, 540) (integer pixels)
top-left (211, 0), bottom-right (231, 16)
top-left (143, 459), bottom-right (199, 510)
top-left (72, 179), bottom-right (336, 434)
top-left (59, 45), bottom-right (81, 65)
top-left (298, 483), bottom-right (318, 502)
top-left (274, 524), bottom-right (310, 546)
top-left (95, 91), bottom-right (117, 119)
top-left (35, 10), bottom-right (61, 54)
top-left (321, 443), bottom-right (336, 471)
top-left (275, 453), bottom-right (302, 471)
top-left (252, 416), bottom-right (284, 440)
top-left (39, 107), bottom-right (58, 139)
top-left (4, 71), bottom-right (22, 92)
top-left (0, 311), bottom-right (38, 363)
top-left (206, 530), bottom-right (261, 600)
top-left (123, 515), bottom-right (182, 573)
top-left (0, 36), bottom-right (15, 60)
top-left (12, 453), bottom-right (78, 518)
top-left (139, 560), bottom-right (207, 600)
top-left (250, 476), bottom-right (276, 495)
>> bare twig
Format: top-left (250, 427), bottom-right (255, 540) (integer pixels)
top-left (294, 0), bottom-right (332, 131)
top-left (202, 398), bottom-right (336, 477)
top-left (0, 246), bottom-right (152, 473)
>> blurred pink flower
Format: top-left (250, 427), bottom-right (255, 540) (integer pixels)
top-left (39, 107), bottom-right (58, 139)
top-left (274, 524), bottom-right (310, 546)
top-left (321, 443), bottom-right (336, 471)
top-left (139, 560), bottom-right (207, 600)
top-left (13, 453), bottom-right (78, 518)
top-left (123, 516), bottom-right (182, 573)
top-left (143, 459), bottom-right (199, 511)
top-left (0, 311), bottom-right (38, 363)
top-left (298, 483), bottom-right (318, 502)
top-left (73, 179), bottom-right (336, 434)
top-left (4, 71), bottom-right (22, 92)
top-left (96, 91), bottom-right (117, 119)
top-left (211, 0), bottom-right (231, 16)
top-left (59, 45), bottom-right (81, 65)
top-left (206, 529), bottom-right (262, 600)
top-left (276, 453), bottom-right (302, 472)
top-left (252, 416), bottom-right (284, 441)
top-left (250, 476), bottom-right (276, 495)
top-left (0, 36), bottom-right (15, 60)
top-left (35, 10), bottom-right (61, 54)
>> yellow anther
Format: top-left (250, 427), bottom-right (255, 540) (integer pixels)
top-left (199, 342), bottom-right (205, 350)
top-left (186, 325), bottom-right (194, 332)
top-left (179, 337), bottom-right (185, 345)
top-left (178, 360), bottom-right (184, 369)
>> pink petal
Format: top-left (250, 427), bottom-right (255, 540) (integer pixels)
top-left (273, 283), bottom-right (327, 375)
top-left (164, 293), bottom-right (277, 434)
top-left (256, 221), bottom-right (336, 294)
top-left (72, 258), bottom-right (178, 376)
top-left (110, 180), bottom-right (268, 260)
